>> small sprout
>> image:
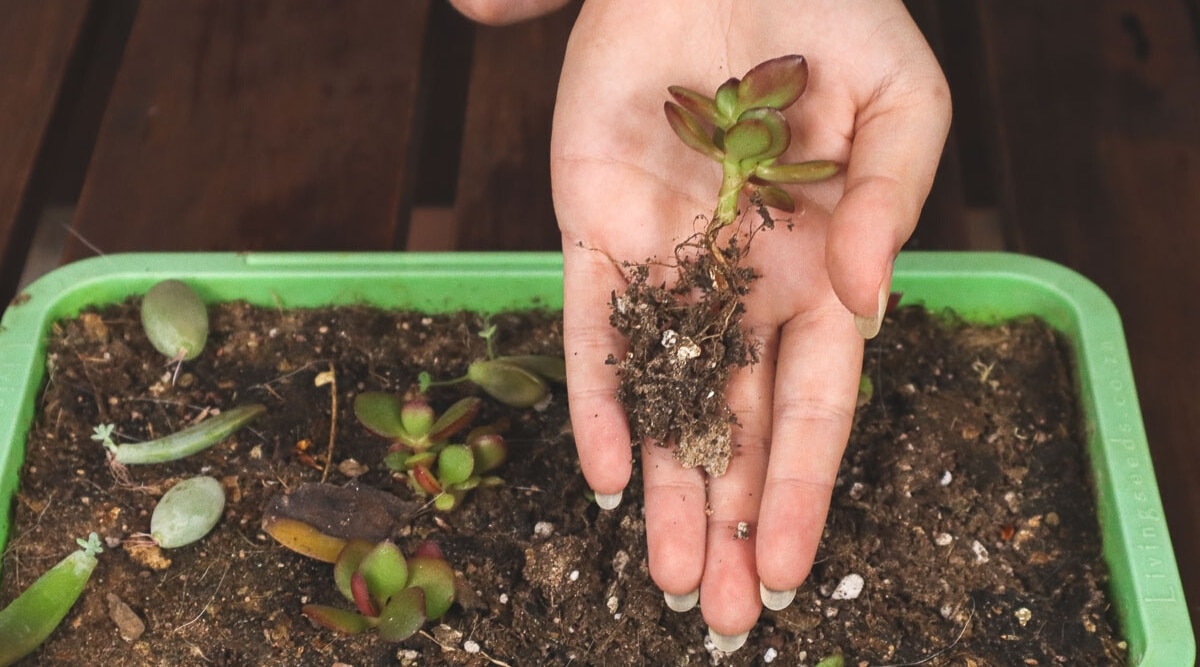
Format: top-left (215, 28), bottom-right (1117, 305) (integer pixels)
top-left (90, 423), bottom-right (116, 449)
top-left (102, 403), bottom-right (265, 465)
top-left (856, 374), bottom-right (874, 408)
top-left (0, 534), bottom-right (103, 666)
top-left (302, 539), bottom-right (456, 642)
top-left (815, 654), bottom-right (845, 667)
top-left (421, 324), bottom-right (566, 408)
top-left (150, 476), bottom-right (225, 548)
top-left (140, 279), bottom-right (209, 361)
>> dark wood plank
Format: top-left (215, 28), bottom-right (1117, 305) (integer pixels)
top-left (451, 2), bottom-right (579, 251)
top-left (902, 0), bottom-right (972, 251)
top-left (979, 0), bottom-right (1200, 630)
top-left (0, 0), bottom-right (92, 302)
top-left (63, 0), bottom-right (431, 261)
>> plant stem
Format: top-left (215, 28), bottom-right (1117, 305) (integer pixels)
top-left (710, 162), bottom-right (746, 236)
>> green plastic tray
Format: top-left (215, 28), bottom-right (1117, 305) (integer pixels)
top-left (0, 251), bottom-right (1191, 664)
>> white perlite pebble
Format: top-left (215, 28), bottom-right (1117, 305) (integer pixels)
top-left (568, 570), bottom-right (580, 582)
top-left (763, 647), bottom-right (779, 663)
top-left (972, 540), bottom-right (990, 563)
top-left (934, 532), bottom-right (954, 546)
top-left (830, 573), bottom-right (864, 600)
top-left (533, 521), bottom-right (555, 538)
top-left (463, 640), bottom-right (481, 653)
top-left (939, 470), bottom-right (953, 486)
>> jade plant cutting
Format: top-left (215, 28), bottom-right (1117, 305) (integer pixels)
top-left (419, 324), bottom-right (567, 408)
top-left (353, 395), bottom-right (508, 510)
top-left (609, 55), bottom-right (839, 475)
top-left (302, 539), bottom-right (455, 642)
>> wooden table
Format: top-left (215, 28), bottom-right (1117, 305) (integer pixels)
top-left (3, 0), bottom-right (1198, 645)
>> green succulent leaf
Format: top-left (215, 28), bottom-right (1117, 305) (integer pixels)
top-left (428, 397), bottom-right (482, 442)
top-left (376, 587), bottom-right (427, 642)
top-left (383, 450), bottom-right (410, 472)
top-left (447, 477), bottom-right (481, 492)
top-left (150, 475), bottom-right (225, 549)
top-left (399, 400), bottom-right (435, 439)
top-left (334, 540), bottom-right (375, 602)
top-left (722, 118), bottom-right (774, 161)
top-left (498, 355), bottom-right (567, 383)
top-left (754, 159), bottom-right (840, 184)
top-left (354, 392), bottom-right (406, 439)
top-left (467, 360), bottom-right (550, 408)
top-left (433, 493), bottom-right (458, 511)
top-left (749, 183), bottom-right (795, 212)
top-left (667, 85), bottom-right (720, 125)
top-left (399, 450), bottom-right (436, 470)
top-left (437, 445), bottom-right (475, 486)
top-left (358, 541), bottom-right (410, 611)
top-left (302, 604), bottom-right (375, 635)
top-left (665, 102), bottom-right (722, 162)
top-left (736, 54), bottom-right (808, 114)
top-left (141, 279), bottom-right (209, 361)
top-left (469, 433), bottom-right (508, 474)
top-left (407, 555), bottom-right (457, 620)
top-left (714, 77), bottom-right (740, 125)
top-left (736, 107), bottom-right (791, 160)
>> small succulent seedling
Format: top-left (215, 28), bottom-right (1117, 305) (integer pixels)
top-left (302, 539), bottom-right (455, 642)
top-left (141, 279), bottom-right (209, 362)
top-left (0, 533), bottom-right (103, 666)
top-left (420, 324), bottom-right (566, 408)
top-left (353, 395), bottom-right (508, 510)
top-left (665, 55), bottom-right (838, 258)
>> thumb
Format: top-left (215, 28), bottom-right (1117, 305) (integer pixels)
top-left (826, 78), bottom-right (951, 338)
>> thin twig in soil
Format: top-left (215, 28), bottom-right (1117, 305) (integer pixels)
top-left (872, 597), bottom-right (976, 667)
top-left (173, 561), bottom-right (232, 633)
top-left (315, 363), bottom-right (338, 483)
top-left (418, 630), bottom-right (513, 666)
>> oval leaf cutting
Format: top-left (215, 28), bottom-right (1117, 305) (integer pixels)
top-left (151, 476), bottom-right (226, 548)
top-left (141, 279), bottom-right (209, 361)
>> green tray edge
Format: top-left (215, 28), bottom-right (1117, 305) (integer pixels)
top-left (0, 250), bottom-right (1191, 665)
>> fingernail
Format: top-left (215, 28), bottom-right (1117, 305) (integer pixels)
top-left (663, 588), bottom-right (699, 612)
top-left (854, 278), bottom-right (889, 340)
top-left (594, 490), bottom-right (623, 510)
top-left (707, 627), bottom-right (750, 653)
top-left (759, 582), bottom-right (796, 610)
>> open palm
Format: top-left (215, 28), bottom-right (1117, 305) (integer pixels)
top-left (552, 0), bottom-right (950, 648)
top-left (451, 0), bottom-right (951, 650)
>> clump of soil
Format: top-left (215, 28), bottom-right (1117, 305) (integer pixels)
top-left (1, 297), bottom-right (1127, 665)
top-left (608, 222), bottom-right (768, 476)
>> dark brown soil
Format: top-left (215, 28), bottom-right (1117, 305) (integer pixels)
top-left (1, 297), bottom-right (1127, 666)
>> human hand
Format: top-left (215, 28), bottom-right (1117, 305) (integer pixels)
top-left (550, 0), bottom-right (951, 650)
